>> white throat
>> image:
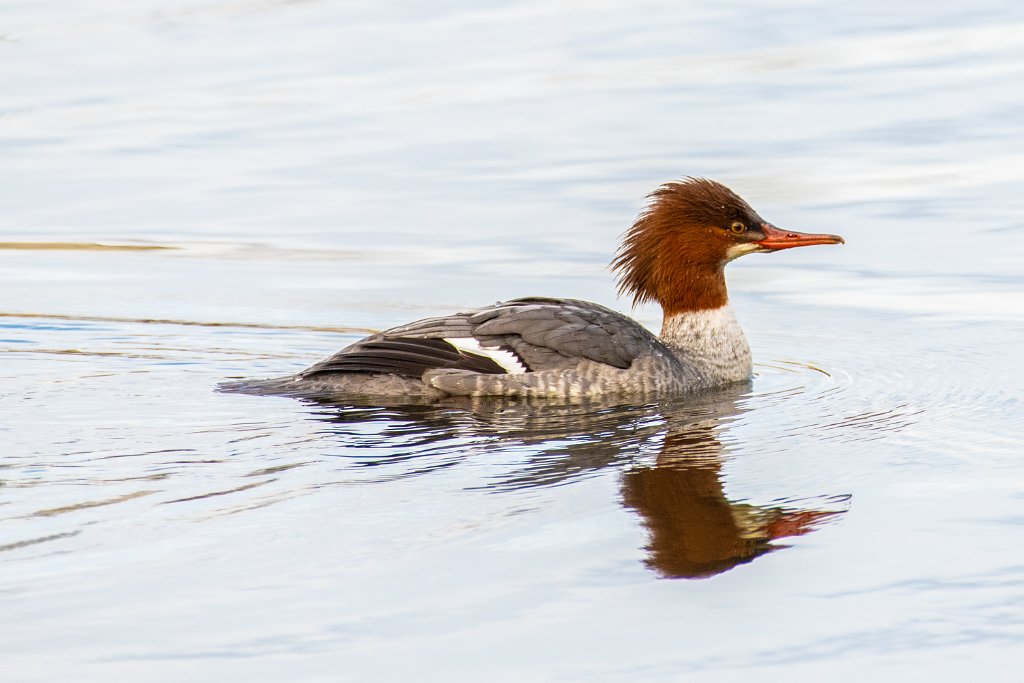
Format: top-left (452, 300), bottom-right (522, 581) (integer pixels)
top-left (659, 305), bottom-right (752, 385)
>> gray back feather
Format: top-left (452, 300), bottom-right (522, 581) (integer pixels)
top-left (383, 297), bottom-right (661, 371)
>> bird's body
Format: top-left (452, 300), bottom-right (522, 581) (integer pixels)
top-left (295, 297), bottom-right (750, 398)
top-left (274, 178), bottom-right (843, 399)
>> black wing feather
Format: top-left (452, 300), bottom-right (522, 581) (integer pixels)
top-left (300, 337), bottom-right (505, 379)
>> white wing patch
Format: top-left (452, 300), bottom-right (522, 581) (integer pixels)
top-left (444, 337), bottom-right (527, 374)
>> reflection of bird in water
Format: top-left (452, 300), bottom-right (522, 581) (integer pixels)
top-left (622, 423), bottom-right (845, 580)
top-left (281, 384), bottom-right (848, 580)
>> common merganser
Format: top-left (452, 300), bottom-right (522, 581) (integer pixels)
top-left (289, 178), bottom-right (843, 398)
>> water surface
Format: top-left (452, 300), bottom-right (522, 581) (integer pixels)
top-left (2, 1), bottom-right (1023, 681)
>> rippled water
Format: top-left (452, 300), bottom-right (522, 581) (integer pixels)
top-left (3, 1), bottom-right (1024, 681)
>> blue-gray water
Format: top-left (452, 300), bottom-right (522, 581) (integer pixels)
top-left (2, 1), bottom-right (1023, 681)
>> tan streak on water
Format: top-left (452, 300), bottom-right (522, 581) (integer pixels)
top-left (31, 491), bottom-right (155, 518)
top-left (0, 242), bottom-right (175, 251)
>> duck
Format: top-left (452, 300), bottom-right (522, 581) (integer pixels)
top-left (289, 178), bottom-right (843, 399)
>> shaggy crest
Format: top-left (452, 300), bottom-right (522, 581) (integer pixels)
top-left (611, 177), bottom-right (763, 313)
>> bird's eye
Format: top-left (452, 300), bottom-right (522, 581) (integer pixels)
top-left (729, 221), bottom-right (746, 234)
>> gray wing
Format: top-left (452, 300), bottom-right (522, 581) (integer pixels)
top-left (298, 297), bottom-right (662, 379)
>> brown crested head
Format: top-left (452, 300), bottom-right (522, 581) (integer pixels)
top-left (611, 177), bottom-right (843, 315)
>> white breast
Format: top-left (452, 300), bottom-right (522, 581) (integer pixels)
top-left (659, 306), bottom-right (752, 384)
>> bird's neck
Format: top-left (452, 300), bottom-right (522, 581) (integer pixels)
top-left (659, 305), bottom-right (752, 385)
top-left (655, 266), bottom-right (729, 317)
